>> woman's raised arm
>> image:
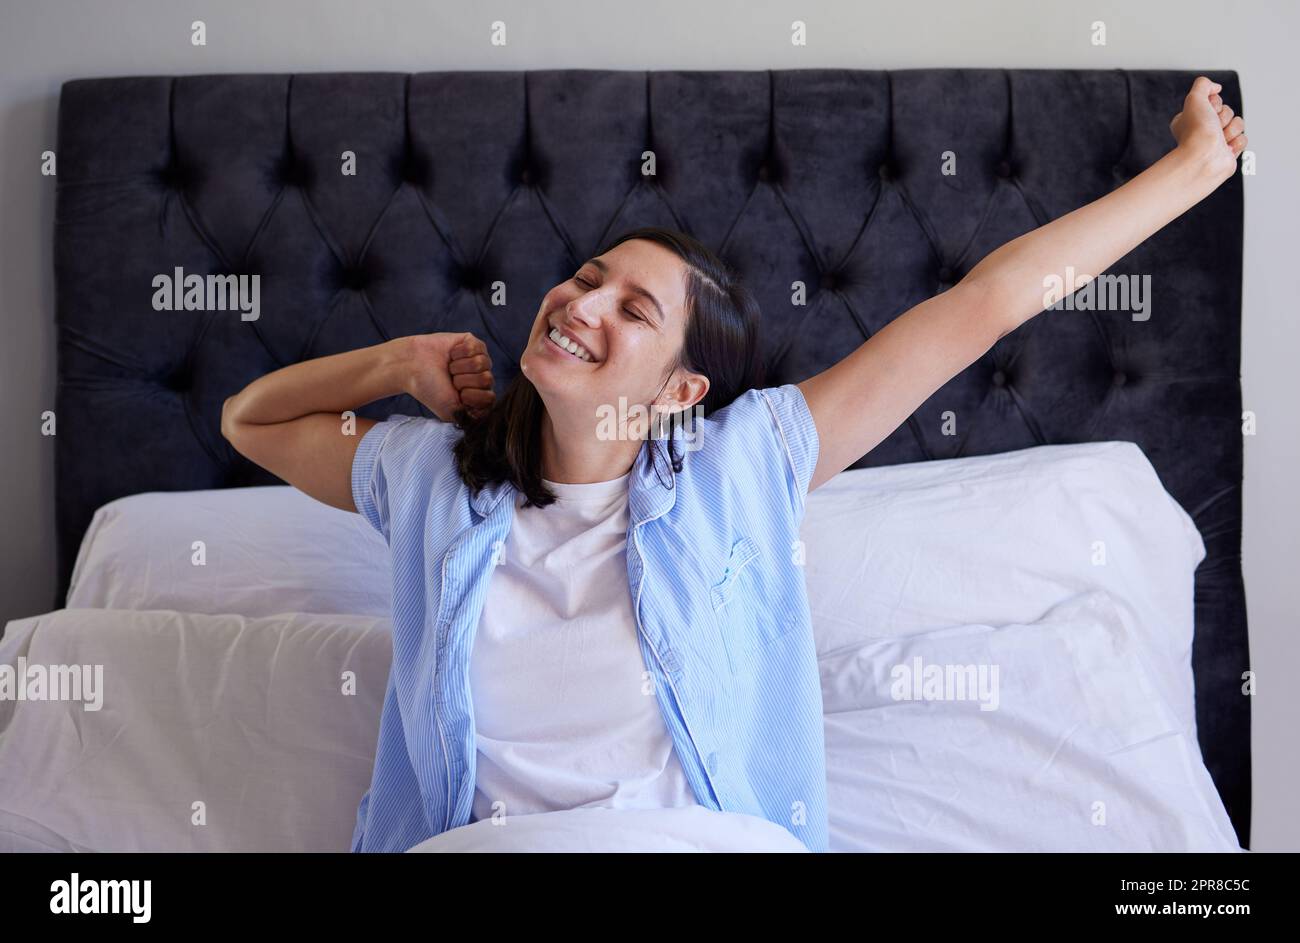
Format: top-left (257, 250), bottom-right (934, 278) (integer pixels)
top-left (799, 76), bottom-right (1247, 493)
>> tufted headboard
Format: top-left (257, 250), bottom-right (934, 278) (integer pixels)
top-left (53, 68), bottom-right (1249, 845)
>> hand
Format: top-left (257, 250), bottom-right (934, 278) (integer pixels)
top-left (1169, 75), bottom-right (1247, 182)
top-left (403, 332), bottom-right (496, 422)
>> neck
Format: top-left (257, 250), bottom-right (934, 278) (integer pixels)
top-left (538, 406), bottom-right (642, 484)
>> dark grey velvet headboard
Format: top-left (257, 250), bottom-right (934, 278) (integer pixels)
top-left (53, 68), bottom-right (1249, 845)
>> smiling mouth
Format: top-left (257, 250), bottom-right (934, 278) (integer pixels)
top-left (546, 326), bottom-right (597, 362)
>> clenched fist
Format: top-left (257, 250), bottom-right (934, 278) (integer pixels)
top-left (403, 332), bottom-right (496, 422)
top-left (1170, 75), bottom-right (1248, 182)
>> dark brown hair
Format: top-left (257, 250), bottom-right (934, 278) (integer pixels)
top-left (450, 227), bottom-right (766, 508)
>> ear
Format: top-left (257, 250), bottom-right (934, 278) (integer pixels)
top-left (657, 368), bottom-right (710, 414)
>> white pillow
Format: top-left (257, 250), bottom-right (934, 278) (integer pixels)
top-left (66, 487), bottom-right (392, 618)
top-left (800, 440), bottom-right (1205, 741)
top-left (0, 607), bottom-right (390, 852)
top-left (820, 590), bottom-right (1241, 852)
top-left (66, 442), bottom-right (1205, 737)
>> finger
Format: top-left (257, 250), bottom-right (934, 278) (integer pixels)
top-left (448, 332), bottom-right (485, 358)
top-left (453, 369), bottom-right (494, 391)
top-left (1188, 76), bottom-right (1218, 100)
top-left (448, 353), bottom-right (491, 375)
top-left (446, 331), bottom-right (471, 356)
top-left (447, 358), bottom-right (491, 379)
top-left (1230, 133), bottom-right (1248, 156)
top-left (460, 388), bottom-right (495, 410)
top-left (1210, 93), bottom-right (1223, 111)
top-left (460, 366), bottom-right (493, 390)
top-left (1224, 116), bottom-right (1245, 142)
top-left (1218, 104), bottom-right (1234, 129)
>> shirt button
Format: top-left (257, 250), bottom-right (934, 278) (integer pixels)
top-left (706, 752), bottom-right (720, 775)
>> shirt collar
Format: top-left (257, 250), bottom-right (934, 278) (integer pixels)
top-left (468, 435), bottom-right (681, 524)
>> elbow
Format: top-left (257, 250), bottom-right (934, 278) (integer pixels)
top-left (960, 275), bottom-right (1017, 346)
top-left (220, 395), bottom-right (243, 447)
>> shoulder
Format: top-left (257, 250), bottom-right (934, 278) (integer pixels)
top-left (351, 415), bottom-right (463, 537)
top-left (697, 384), bottom-right (820, 510)
top-left (355, 414), bottom-right (460, 482)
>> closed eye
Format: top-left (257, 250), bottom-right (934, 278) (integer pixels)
top-left (572, 274), bottom-right (646, 322)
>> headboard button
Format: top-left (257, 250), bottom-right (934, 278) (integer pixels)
top-left (157, 161), bottom-right (193, 191)
top-left (996, 159), bottom-right (1013, 179)
top-left (161, 370), bottom-right (189, 393)
top-left (1113, 370), bottom-right (1128, 387)
top-left (341, 266), bottom-right (368, 292)
top-left (992, 369), bottom-right (1006, 387)
top-left (399, 153), bottom-right (430, 187)
top-left (278, 156), bottom-right (311, 189)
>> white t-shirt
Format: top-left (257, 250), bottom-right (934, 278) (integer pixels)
top-left (469, 469), bottom-right (700, 823)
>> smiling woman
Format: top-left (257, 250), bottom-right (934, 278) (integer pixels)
top-left (223, 224), bottom-right (831, 850)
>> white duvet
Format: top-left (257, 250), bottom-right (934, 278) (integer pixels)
top-left (0, 595), bottom-right (1240, 853)
top-left (406, 806), bottom-right (809, 853)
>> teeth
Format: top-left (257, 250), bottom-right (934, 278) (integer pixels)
top-left (549, 327), bottom-right (595, 362)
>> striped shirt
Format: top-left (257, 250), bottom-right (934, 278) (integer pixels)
top-left (349, 383), bottom-right (828, 852)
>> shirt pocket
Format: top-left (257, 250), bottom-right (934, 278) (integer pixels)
top-left (709, 535), bottom-right (792, 672)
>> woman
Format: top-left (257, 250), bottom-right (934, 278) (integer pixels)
top-left (222, 77), bottom-right (1245, 852)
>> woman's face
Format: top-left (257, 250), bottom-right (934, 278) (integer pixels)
top-left (520, 239), bottom-right (708, 425)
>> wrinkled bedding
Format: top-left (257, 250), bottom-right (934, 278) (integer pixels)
top-left (405, 806), bottom-right (809, 853)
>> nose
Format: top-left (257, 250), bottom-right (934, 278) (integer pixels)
top-left (566, 289), bottom-right (607, 328)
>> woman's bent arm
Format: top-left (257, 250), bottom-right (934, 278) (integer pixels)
top-left (221, 339), bottom-right (413, 512)
top-left (222, 332), bottom-right (494, 512)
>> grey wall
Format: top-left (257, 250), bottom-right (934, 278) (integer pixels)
top-left (1, 0), bottom-right (1294, 850)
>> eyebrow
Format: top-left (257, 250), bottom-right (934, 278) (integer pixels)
top-left (587, 257), bottom-right (665, 326)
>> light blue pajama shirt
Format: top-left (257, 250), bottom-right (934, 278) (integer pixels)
top-left (349, 382), bottom-right (829, 852)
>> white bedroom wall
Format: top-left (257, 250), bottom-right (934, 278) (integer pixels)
top-left (0, 0), bottom-right (1294, 850)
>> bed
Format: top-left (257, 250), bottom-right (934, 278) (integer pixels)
top-left (2, 68), bottom-right (1248, 852)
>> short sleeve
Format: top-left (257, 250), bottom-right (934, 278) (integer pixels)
top-left (704, 383), bottom-right (821, 522)
top-left (350, 414), bottom-right (429, 542)
top-left (757, 383), bottom-right (821, 512)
